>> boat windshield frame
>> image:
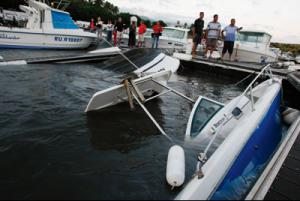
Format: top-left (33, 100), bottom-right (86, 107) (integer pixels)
top-left (189, 97), bottom-right (224, 138)
top-left (236, 31), bottom-right (271, 44)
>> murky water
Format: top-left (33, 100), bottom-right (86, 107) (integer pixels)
top-left (0, 48), bottom-right (244, 199)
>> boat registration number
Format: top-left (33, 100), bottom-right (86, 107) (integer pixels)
top-left (54, 36), bottom-right (83, 43)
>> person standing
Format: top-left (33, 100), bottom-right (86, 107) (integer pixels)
top-left (128, 21), bottom-right (137, 48)
top-left (192, 12), bottom-right (205, 57)
top-left (90, 18), bottom-right (95, 32)
top-left (96, 17), bottom-right (103, 41)
top-left (221, 19), bottom-right (243, 61)
top-left (106, 20), bottom-right (114, 42)
top-left (152, 21), bottom-right (163, 49)
top-left (138, 21), bottom-right (147, 48)
top-left (204, 14), bottom-right (221, 59)
top-left (115, 17), bottom-right (125, 46)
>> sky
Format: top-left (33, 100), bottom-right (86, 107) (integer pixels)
top-left (106, 0), bottom-right (300, 44)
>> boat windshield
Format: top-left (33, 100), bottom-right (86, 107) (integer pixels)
top-left (237, 32), bottom-right (270, 44)
top-left (162, 28), bottom-right (186, 40)
top-left (190, 98), bottom-right (223, 138)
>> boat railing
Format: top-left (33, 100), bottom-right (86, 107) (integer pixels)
top-left (196, 64), bottom-right (274, 170)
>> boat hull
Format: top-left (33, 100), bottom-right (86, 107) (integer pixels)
top-left (0, 28), bottom-right (96, 49)
top-left (210, 89), bottom-right (282, 200)
top-left (176, 79), bottom-right (283, 200)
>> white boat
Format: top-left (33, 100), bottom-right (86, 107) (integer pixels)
top-left (219, 30), bottom-right (278, 63)
top-left (0, 0), bottom-right (97, 49)
top-left (85, 70), bottom-right (172, 112)
top-left (176, 65), bottom-right (283, 200)
top-left (120, 27), bottom-right (192, 52)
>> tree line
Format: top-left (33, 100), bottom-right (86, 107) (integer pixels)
top-left (0, 0), bottom-right (168, 28)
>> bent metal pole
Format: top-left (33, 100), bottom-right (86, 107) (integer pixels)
top-left (131, 91), bottom-right (173, 142)
top-left (102, 37), bottom-right (139, 70)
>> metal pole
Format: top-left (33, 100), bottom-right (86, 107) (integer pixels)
top-left (151, 79), bottom-right (195, 103)
top-left (131, 91), bottom-right (173, 142)
top-left (102, 37), bottom-right (139, 70)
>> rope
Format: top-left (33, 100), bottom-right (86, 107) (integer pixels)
top-left (102, 37), bottom-right (140, 70)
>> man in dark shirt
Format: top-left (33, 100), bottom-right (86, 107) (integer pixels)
top-left (114, 17), bottom-right (125, 45)
top-left (192, 12), bottom-right (204, 56)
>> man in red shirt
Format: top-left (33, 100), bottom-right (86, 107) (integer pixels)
top-left (152, 21), bottom-right (163, 48)
top-left (138, 21), bottom-right (147, 48)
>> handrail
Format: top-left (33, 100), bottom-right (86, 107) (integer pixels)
top-left (196, 64), bottom-right (274, 170)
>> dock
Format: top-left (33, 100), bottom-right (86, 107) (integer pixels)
top-left (245, 117), bottom-right (300, 200)
top-left (0, 47), bottom-right (122, 65)
top-left (180, 56), bottom-right (295, 79)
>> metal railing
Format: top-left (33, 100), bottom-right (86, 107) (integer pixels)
top-left (196, 64), bottom-right (275, 176)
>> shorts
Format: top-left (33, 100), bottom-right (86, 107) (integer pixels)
top-left (117, 31), bottom-right (123, 40)
top-left (222, 41), bottom-right (235, 54)
top-left (138, 34), bottom-right (145, 42)
top-left (193, 33), bottom-right (202, 45)
top-left (206, 38), bottom-right (218, 48)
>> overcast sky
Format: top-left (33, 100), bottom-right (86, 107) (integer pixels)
top-left (107, 0), bottom-right (300, 44)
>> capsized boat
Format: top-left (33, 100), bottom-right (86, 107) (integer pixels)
top-left (85, 70), bottom-right (173, 112)
top-left (0, 0), bottom-right (97, 49)
top-left (219, 30), bottom-right (278, 63)
top-left (176, 65), bottom-right (283, 200)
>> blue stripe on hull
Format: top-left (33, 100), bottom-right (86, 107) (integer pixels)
top-left (211, 90), bottom-right (282, 200)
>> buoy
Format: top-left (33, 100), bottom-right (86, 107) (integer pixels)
top-left (166, 145), bottom-right (185, 188)
top-left (282, 108), bottom-right (300, 125)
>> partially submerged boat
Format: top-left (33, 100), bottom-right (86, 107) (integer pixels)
top-left (85, 70), bottom-right (173, 113)
top-left (219, 30), bottom-right (278, 63)
top-left (0, 0), bottom-right (97, 49)
top-left (175, 65), bottom-right (284, 200)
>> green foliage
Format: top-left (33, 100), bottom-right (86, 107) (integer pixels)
top-left (272, 43), bottom-right (300, 56)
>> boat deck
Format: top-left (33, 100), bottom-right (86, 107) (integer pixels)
top-left (265, 130), bottom-right (300, 200)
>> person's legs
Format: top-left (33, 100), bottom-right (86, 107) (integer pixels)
top-left (192, 34), bottom-right (200, 55)
top-left (228, 41), bottom-right (235, 61)
top-left (209, 39), bottom-right (217, 58)
top-left (222, 41), bottom-right (229, 60)
top-left (204, 38), bottom-right (211, 58)
top-left (152, 36), bottom-right (155, 48)
top-left (155, 36), bottom-right (159, 48)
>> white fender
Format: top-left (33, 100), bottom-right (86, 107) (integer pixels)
top-left (166, 145), bottom-right (185, 188)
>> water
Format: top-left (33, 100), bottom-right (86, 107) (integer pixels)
top-left (0, 49), bottom-right (244, 200)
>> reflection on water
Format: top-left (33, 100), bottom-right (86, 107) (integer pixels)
top-left (0, 48), bottom-right (244, 199)
top-left (87, 101), bottom-right (164, 153)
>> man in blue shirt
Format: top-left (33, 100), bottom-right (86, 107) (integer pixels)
top-left (221, 19), bottom-right (243, 61)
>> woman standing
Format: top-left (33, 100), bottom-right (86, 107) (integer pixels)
top-left (106, 20), bottom-right (113, 42)
top-left (90, 18), bottom-right (95, 32)
top-left (152, 21), bottom-right (163, 48)
top-left (128, 21), bottom-right (136, 48)
top-left (96, 17), bottom-right (103, 41)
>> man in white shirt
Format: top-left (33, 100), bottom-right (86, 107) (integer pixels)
top-left (221, 19), bottom-right (243, 61)
top-left (204, 14), bottom-right (221, 59)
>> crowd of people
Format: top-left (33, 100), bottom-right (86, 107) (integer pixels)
top-left (89, 13), bottom-right (242, 60)
top-left (89, 16), bottom-right (163, 48)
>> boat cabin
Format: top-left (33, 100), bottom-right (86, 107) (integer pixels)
top-left (237, 31), bottom-right (272, 45)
